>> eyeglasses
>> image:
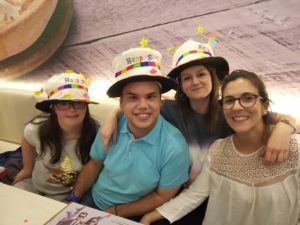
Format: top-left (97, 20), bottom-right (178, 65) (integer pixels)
top-left (55, 102), bottom-right (87, 111)
top-left (220, 92), bottom-right (264, 110)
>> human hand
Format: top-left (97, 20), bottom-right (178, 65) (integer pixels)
top-left (12, 169), bottom-right (32, 185)
top-left (262, 122), bottom-right (291, 163)
top-left (140, 210), bottom-right (163, 225)
top-left (104, 205), bottom-right (117, 215)
top-left (100, 109), bottom-right (120, 153)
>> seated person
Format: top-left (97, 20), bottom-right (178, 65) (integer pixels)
top-left (13, 72), bottom-right (99, 201)
top-left (68, 45), bottom-right (190, 222)
top-left (141, 70), bottom-right (300, 225)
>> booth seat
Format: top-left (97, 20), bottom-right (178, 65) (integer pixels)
top-left (0, 87), bottom-right (118, 153)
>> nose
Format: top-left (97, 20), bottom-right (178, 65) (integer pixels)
top-left (137, 98), bottom-right (148, 109)
top-left (192, 76), bottom-right (199, 85)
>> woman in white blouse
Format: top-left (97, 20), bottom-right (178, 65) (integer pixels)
top-left (141, 69), bottom-right (300, 225)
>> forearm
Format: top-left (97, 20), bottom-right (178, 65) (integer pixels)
top-left (21, 137), bottom-right (37, 173)
top-left (273, 113), bottom-right (298, 133)
top-left (100, 107), bottom-right (123, 151)
top-left (73, 159), bottom-right (103, 198)
top-left (115, 186), bottom-right (181, 218)
top-left (263, 113), bottom-right (300, 163)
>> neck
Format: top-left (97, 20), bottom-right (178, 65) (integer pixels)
top-left (233, 124), bottom-right (266, 154)
top-left (189, 97), bottom-right (209, 114)
top-left (128, 123), bottom-right (156, 140)
top-left (62, 125), bottom-right (82, 139)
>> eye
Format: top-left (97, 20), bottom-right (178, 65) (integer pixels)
top-left (128, 95), bottom-right (137, 101)
top-left (196, 72), bottom-right (205, 77)
top-left (59, 102), bottom-right (69, 106)
top-left (147, 93), bottom-right (157, 100)
top-left (73, 102), bottom-right (86, 109)
top-left (223, 97), bottom-right (235, 105)
top-left (241, 93), bottom-right (256, 103)
top-left (182, 75), bottom-right (191, 81)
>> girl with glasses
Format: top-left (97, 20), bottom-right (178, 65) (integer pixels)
top-left (141, 70), bottom-right (300, 225)
top-left (101, 40), bottom-right (298, 225)
top-left (12, 72), bottom-right (99, 201)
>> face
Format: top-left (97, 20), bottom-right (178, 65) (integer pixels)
top-left (77, 212), bottom-right (88, 221)
top-left (88, 219), bottom-right (98, 225)
top-left (120, 81), bottom-right (162, 139)
top-left (222, 78), bottom-right (268, 134)
top-left (54, 101), bottom-right (87, 131)
top-left (180, 65), bottom-right (212, 101)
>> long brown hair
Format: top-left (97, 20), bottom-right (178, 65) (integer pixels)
top-left (175, 65), bottom-right (222, 134)
top-left (30, 107), bottom-right (99, 164)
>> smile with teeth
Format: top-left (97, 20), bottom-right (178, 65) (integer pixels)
top-left (232, 116), bottom-right (249, 121)
top-left (135, 113), bottom-right (151, 120)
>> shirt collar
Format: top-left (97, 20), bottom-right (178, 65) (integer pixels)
top-left (120, 115), bottom-right (162, 146)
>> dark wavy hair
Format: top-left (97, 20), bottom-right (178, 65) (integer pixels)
top-left (30, 107), bottom-right (99, 164)
top-left (175, 65), bottom-right (222, 134)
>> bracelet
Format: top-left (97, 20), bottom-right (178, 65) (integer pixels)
top-left (67, 192), bottom-right (81, 203)
top-left (279, 119), bottom-right (296, 133)
top-left (115, 205), bottom-right (118, 216)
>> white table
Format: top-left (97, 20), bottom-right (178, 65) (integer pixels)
top-left (0, 183), bottom-right (67, 225)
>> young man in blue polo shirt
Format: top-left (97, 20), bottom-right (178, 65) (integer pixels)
top-left (70, 46), bottom-right (190, 222)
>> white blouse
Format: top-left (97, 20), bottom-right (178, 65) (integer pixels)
top-left (158, 134), bottom-right (300, 225)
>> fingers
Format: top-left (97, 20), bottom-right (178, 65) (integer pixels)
top-left (11, 176), bottom-right (21, 185)
top-left (263, 148), bottom-right (289, 164)
top-left (283, 150), bottom-right (289, 160)
top-left (276, 152), bottom-right (284, 162)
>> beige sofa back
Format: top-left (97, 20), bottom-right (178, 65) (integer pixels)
top-left (0, 87), bottom-right (118, 151)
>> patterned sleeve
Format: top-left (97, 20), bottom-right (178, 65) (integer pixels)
top-left (294, 134), bottom-right (300, 173)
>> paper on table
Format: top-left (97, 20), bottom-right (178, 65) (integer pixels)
top-left (45, 202), bottom-right (142, 225)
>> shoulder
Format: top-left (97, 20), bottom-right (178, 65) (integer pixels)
top-left (161, 100), bottom-right (179, 114)
top-left (162, 99), bottom-right (176, 108)
top-left (160, 116), bottom-right (183, 136)
top-left (159, 116), bottom-right (188, 149)
top-left (24, 121), bottom-right (40, 134)
top-left (209, 136), bottom-right (232, 154)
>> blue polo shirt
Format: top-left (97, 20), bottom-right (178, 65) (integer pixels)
top-left (90, 115), bottom-right (190, 210)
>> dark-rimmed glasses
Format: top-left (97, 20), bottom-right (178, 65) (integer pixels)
top-left (55, 102), bottom-right (87, 111)
top-left (220, 92), bottom-right (264, 110)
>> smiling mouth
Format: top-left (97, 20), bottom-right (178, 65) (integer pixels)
top-left (135, 113), bottom-right (151, 120)
top-left (66, 115), bottom-right (79, 118)
top-left (232, 116), bottom-right (249, 121)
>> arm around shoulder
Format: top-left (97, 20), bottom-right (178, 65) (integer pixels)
top-left (264, 113), bottom-right (300, 163)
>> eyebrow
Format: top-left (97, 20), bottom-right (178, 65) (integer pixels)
top-left (125, 91), bottom-right (158, 96)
